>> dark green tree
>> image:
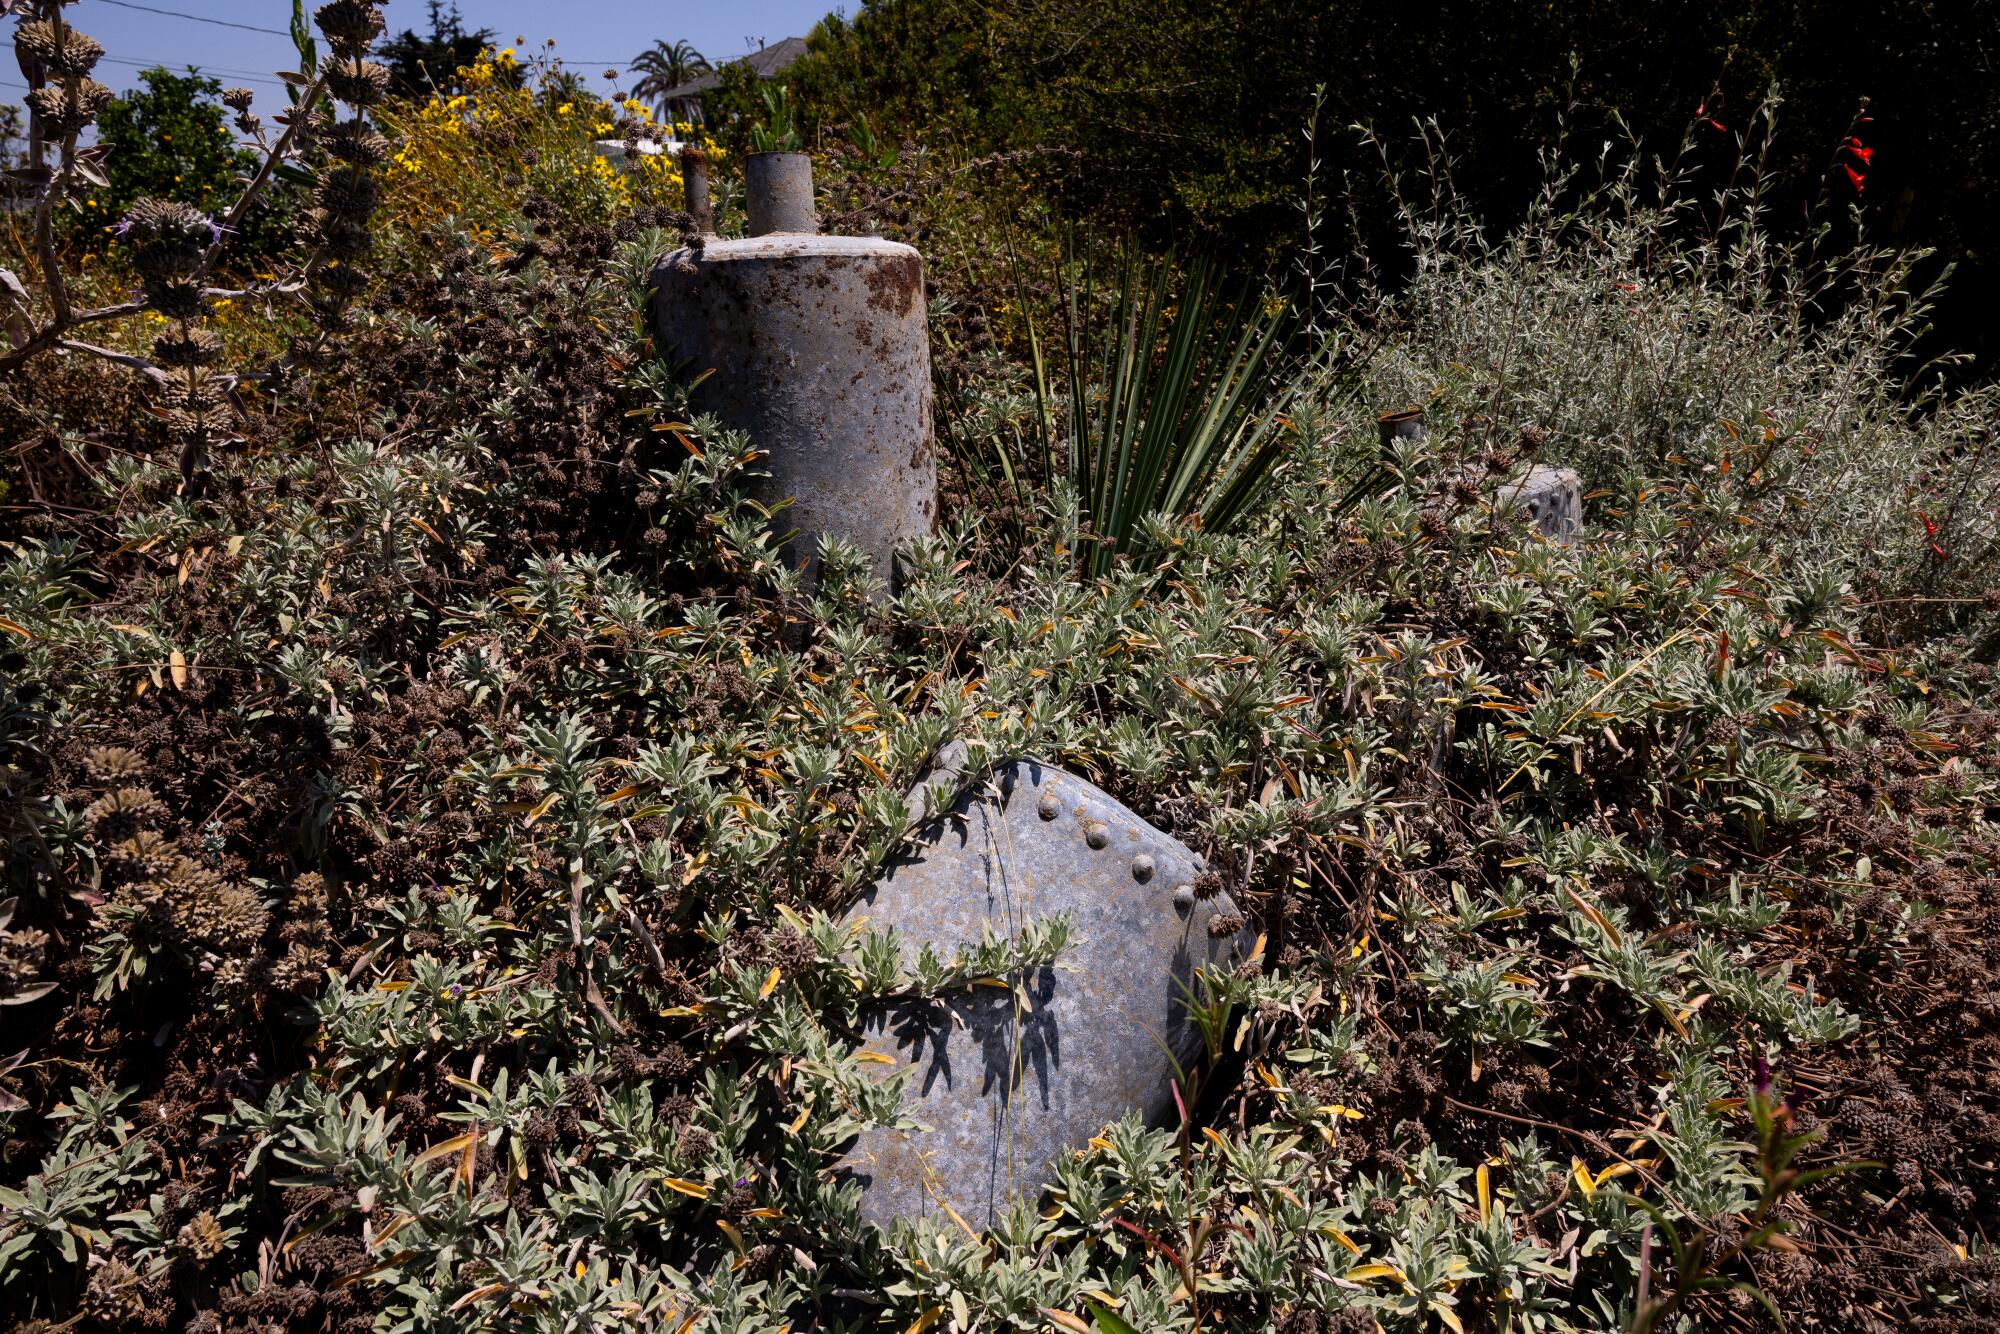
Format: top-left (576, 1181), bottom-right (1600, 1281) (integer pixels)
top-left (375, 0), bottom-right (496, 96)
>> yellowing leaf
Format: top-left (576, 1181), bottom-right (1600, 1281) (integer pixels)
top-left (759, 966), bottom-right (782, 1001)
top-left (1039, 1310), bottom-right (1091, 1334)
top-left (169, 649), bottom-right (188, 689)
top-left (716, 1218), bottom-right (746, 1255)
top-left (411, 1133), bottom-right (477, 1169)
top-left (1345, 1263), bottom-right (1405, 1284)
top-left (1320, 1225), bottom-right (1361, 1255)
top-left (853, 1050), bottom-right (895, 1065)
top-left (661, 1177), bottom-right (709, 1198)
top-left (904, 1307), bottom-right (944, 1334)
top-left (0, 618), bottom-right (29, 640)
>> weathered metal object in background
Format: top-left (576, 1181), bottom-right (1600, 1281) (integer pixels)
top-left (651, 153), bottom-right (937, 593)
top-left (1500, 463), bottom-right (1584, 542)
top-left (1377, 407), bottom-right (1427, 455)
top-left (680, 147), bottom-right (712, 234)
top-left (742, 150), bottom-right (818, 236)
top-left (835, 744), bottom-right (1250, 1229)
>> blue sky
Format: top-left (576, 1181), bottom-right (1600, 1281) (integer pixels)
top-left (3, 0), bottom-right (839, 118)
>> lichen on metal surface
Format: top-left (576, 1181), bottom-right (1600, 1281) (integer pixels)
top-left (835, 744), bottom-right (1249, 1228)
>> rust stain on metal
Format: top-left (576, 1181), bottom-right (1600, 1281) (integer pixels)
top-left (864, 252), bottom-right (924, 317)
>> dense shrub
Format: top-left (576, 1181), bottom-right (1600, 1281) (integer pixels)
top-left (1, 14), bottom-right (1997, 1334)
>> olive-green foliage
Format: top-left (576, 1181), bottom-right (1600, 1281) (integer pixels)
top-left (1, 202), bottom-right (1992, 1326)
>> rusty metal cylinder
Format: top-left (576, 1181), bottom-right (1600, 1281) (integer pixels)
top-left (680, 147), bottom-right (712, 234)
top-left (651, 154), bottom-right (937, 591)
top-left (743, 150), bottom-right (818, 236)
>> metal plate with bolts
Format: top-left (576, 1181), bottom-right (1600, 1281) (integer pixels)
top-left (1499, 463), bottom-right (1584, 543)
top-left (835, 744), bottom-right (1249, 1229)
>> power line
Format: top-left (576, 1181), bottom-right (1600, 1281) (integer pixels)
top-left (1, 41), bottom-right (290, 86)
top-left (83, 0), bottom-right (290, 37)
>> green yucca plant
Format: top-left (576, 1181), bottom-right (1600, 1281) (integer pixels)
top-left (941, 245), bottom-right (1358, 574)
top-left (1047, 250), bottom-right (1321, 574)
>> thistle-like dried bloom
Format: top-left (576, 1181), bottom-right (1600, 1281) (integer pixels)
top-left (15, 20), bottom-right (104, 76)
top-left (316, 166), bottom-right (378, 220)
top-left (176, 1211), bottom-right (227, 1261)
top-left (105, 830), bottom-right (176, 882)
top-left (152, 327), bottom-right (223, 369)
top-left (310, 263), bottom-right (369, 299)
top-left (159, 369), bottom-right (230, 413)
top-left (83, 744), bottom-right (147, 782)
top-left (322, 122), bottom-right (390, 168)
top-left (118, 198), bottom-right (211, 279)
top-left (314, 0), bottom-right (385, 52)
top-left (82, 1257), bottom-right (151, 1328)
top-left (1207, 911), bottom-right (1245, 939)
top-left (305, 210), bottom-right (373, 261)
top-left (26, 77), bottom-right (112, 133)
top-left (84, 786), bottom-right (166, 841)
top-left (220, 87), bottom-right (256, 112)
top-left (324, 57), bottom-right (389, 107)
top-left (145, 279), bottom-right (211, 322)
top-left (157, 857), bottom-right (268, 952)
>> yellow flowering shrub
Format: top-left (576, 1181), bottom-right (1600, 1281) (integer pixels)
top-left (374, 48), bottom-right (723, 236)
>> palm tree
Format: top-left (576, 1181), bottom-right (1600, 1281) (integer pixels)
top-left (629, 40), bottom-right (711, 115)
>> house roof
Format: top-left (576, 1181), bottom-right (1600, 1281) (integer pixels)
top-left (658, 35), bottom-right (808, 101)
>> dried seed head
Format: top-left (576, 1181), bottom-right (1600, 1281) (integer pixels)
top-left (82, 1257), bottom-right (150, 1327)
top-left (120, 198), bottom-right (212, 279)
top-left (324, 57), bottom-right (390, 107)
top-left (84, 785), bottom-right (166, 840)
top-left (83, 745), bottom-right (147, 782)
top-left (316, 165), bottom-right (378, 220)
top-left (323, 121), bottom-right (390, 167)
top-left (305, 209), bottom-right (374, 261)
top-left (176, 1211), bottom-right (227, 1261)
top-left (221, 86), bottom-right (256, 112)
top-left (27, 78), bottom-right (113, 133)
top-left (160, 369), bottom-right (230, 413)
top-left (152, 327), bottom-right (223, 369)
top-left (1207, 911), bottom-right (1246, 940)
top-left (144, 279), bottom-right (211, 321)
top-left (314, 0), bottom-right (385, 51)
top-left (310, 261), bottom-right (370, 298)
top-left (16, 21), bottom-right (104, 77)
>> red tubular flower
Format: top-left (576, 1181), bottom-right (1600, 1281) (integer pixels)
top-left (1842, 164), bottom-right (1867, 192)
top-left (1918, 510), bottom-right (1948, 560)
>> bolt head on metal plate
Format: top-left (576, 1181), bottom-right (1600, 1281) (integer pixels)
top-left (835, 744), bottom-right (1248, 1229)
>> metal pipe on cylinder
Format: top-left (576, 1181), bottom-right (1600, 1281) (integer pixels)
top-left (743, 150), bottom-right (817, 236)
top-left (681, 147), bottom-right (712, 234)
top-left (651, 152), bottom-right (937, 595)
